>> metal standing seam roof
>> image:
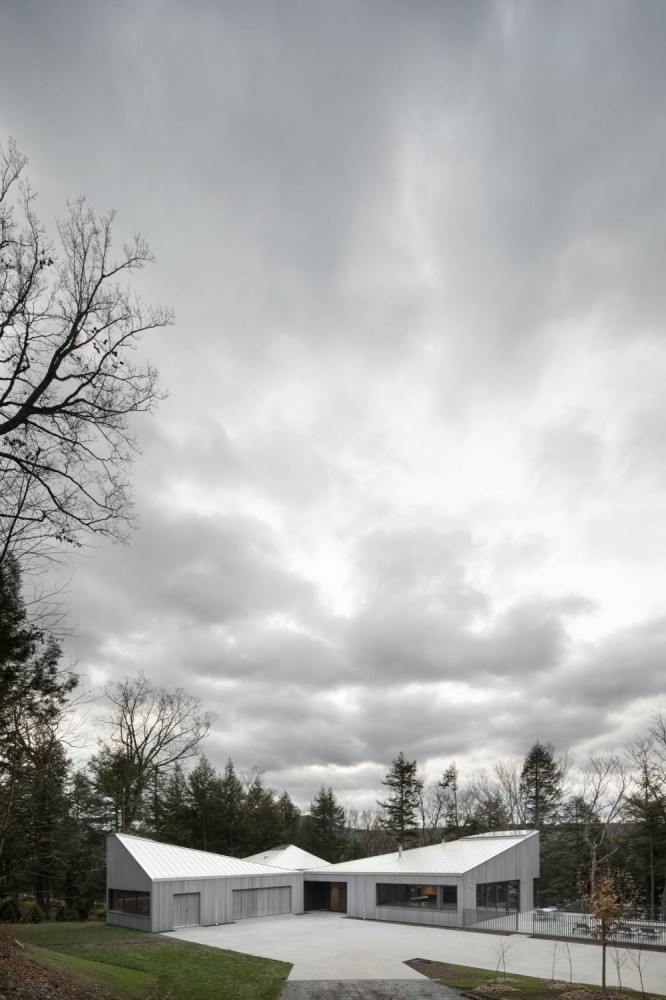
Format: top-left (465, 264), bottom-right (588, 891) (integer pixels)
top-left (305, 831), bottom-right (538, 876)
top-left (243, 844), bottom-right (331, 870)
top-left (114, 834), bottom-right (296, 881)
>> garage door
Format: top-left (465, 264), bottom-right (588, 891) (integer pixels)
top-left (232, 886), bottom-right (291, 919)
top-left (173, 892), bottom-right (201, 927)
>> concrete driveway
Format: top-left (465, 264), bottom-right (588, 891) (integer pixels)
top-left (166, 911), bottom-right (666, 989)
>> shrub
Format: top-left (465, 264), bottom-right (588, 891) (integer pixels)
top-left (23, 904), bottom-right (43, 924)
top-left (55, 905), bottom-right (78, 922)
top-left (0, 898), bottom-right (20, 922)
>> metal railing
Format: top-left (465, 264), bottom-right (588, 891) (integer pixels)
top-left (462, 908), bottom-right (665, 946)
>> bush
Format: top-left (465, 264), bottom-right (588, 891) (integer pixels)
top-left (76, 902), bottom-right (90, 921)
top-left (0, 898), bottom-right (20, 922)
top-left (23, 903), bottom-right (43, 924)
top-left (55, 905), bottom-right (78, 922)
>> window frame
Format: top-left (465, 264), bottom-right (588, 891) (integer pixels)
top-left (375, 883), bottom-right (458, 911)
top-left (108, 889), bottom-right (151, 917)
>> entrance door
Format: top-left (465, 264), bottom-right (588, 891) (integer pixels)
top-left (173, 892), bottom-right (201, 927)
top-left (329, 882), bottom-right (347, 913)
top-left (304, 881), bottom-right (347, 913)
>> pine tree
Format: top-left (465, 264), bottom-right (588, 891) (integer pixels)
top-left (520, 741), bottom-right (562, 828)
top-left (303, 786), bottom-right (346, 863)
top-left (0, 556), bottom-right (76, 862)
top-left (188, 755), bottom-right (220, 852)
top-left (440, 762), bottom-right (459, 829)
top-left (156, 766), bottom-right (193, 847)
top-left (217, 760), bottom-right (245, 855)
top-left (241, 770), bottom-right (281, 855)
top-left (378, 752), bottom-right (423, 847)
top-left (275, 791), bottom-right (302, 846)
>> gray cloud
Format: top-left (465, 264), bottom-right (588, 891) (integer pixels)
top-left (4, 0), bottom-right (666, 808)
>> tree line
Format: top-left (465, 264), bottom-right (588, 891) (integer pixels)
top-left (2, 549), bottom-right (664, 919)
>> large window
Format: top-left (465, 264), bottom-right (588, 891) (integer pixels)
top-left (109, 889), bottom-right (150, 917)
top-left (376, 884), bottom-right (457, 911)
top-left (476, 880), bottom-right (520, 913)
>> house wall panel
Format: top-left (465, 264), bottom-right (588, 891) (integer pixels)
top-left (304, 872), bottom-right (463, 927)
top-left (462, 836), bottom-right (540, 912)
top-left (150, 874), bottom-right (303, 932)
top-left (106, 836), bottom-right (153, 931)
top-left (303, 835), bottom-right (540, 927)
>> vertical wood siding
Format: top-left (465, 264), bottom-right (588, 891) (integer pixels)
top-left (106, 836), bottom-right (153, 931)
top-left (303, 836), bottom-right (539, 928)
top-left (150, 874), bottom-right (303, 932)
top-left (232, 886), bottom-right (291, 919)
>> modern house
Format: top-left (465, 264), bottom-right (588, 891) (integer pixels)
top-left (303, 830), bottom-right (539, 927)
top-left (106, 829), bottom-right (538, 933)
top-left (106, 833), bottom-right (304, 932)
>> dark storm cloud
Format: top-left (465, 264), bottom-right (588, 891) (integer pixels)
top-left (548, 617), bottom-right (666, 710)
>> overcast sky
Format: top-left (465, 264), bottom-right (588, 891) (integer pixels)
top-left (2, 0), bottom-right (665, 811)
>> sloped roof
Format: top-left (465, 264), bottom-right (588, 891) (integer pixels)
top-left (113, 834), bottom-right (294, 881)
top-left (244, 844), bottom-right (330, 870)
top-left (306, 830), bottom-right (537, 876)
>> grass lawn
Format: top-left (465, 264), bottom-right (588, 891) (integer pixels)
top-left (406, 959), bottom-right (664, 1000)
top-left (9, 921), bottom-right (291, 1000)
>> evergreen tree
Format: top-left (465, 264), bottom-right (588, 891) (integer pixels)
top-left (155, 766), bottom-right (192, 847)
top-left (241, 770), bottom-right (281, 855)
top-left (378, 751), bottom-right (423, 847)
top-left (303, 786), bottom-right (346, 863)
top-left (218, 759), bottom-right (246, 855)
top-left (275, 791), bottom-right (302, 846)
top-left (0, 557), bottom-right (76, 861)
top-left (520, 741), bottom-right (562, 828)
top-left (440, 762), bottom-right (459, 829)
top-left (188, 755), bottom-right (220, 852)
top-left (61, 770), bottom-right (108, 913)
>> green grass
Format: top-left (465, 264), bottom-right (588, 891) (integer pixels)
top-left (9, 921), bottom-right (292, 1000)
top-left (411, 961), bottom-right (665, 1000)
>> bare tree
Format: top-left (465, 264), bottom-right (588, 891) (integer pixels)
top-left (417, 780), bottom-right (448, 844)
top-left (581, 864), bottom-right (637, 995)
top-left (576, 752), bottom-right (630, 886)
top-left (355, 808), bottom-right (395, 856)
top-left (494, 758), bottom-right (528, 827)
top-left (0, 138), bottom-right (172, 566)
top-left (94, 673), bottom-right (216, 831)
top-left (627, 945), bottom-right (651, 999)
top-left (467, 769), bottom-right (512, 829)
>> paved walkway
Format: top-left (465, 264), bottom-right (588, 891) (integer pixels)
top-left (166, 911), bottom-right (666, 990)
top-left (280, 982), bottom-right (458, 999)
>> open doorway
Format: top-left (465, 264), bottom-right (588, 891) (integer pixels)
top-left (304, 880), bottom-right (347, 913)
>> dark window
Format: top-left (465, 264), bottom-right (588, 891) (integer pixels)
top-left (109, 889), bottom-right (150, 917)
top-left (476, 880), bottom-right (520, 913)
top-left (376, 883), bottom-right (455, 911)
top-left (441, 885), bottom-right (458, 909)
